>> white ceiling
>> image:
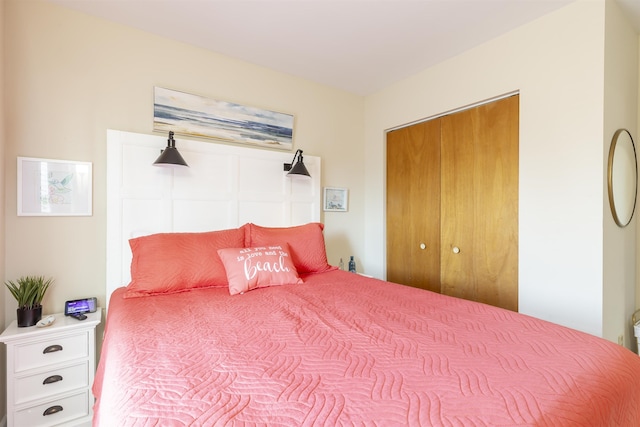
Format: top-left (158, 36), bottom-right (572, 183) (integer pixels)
top-left (47, 0), bottom-right (640, 96)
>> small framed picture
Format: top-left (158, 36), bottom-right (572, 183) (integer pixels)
top-left (324, 187), bottom-right (348, 212)
top-left (18, 157), bottom-right (93, 216)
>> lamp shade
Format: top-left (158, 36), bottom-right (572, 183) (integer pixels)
top-left (288, 160), bottom-right (310, 177)
top-left (153, 147), bottom-right (188, 167)
top-left (285, 149), bottom-right (311, 178)
top-left (153, 131), bottom-right (189, 167)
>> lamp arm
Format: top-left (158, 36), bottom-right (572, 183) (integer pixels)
top-left (290, 149), bottom-right (302, 164)
top-left (284, 149), bottom-right (301, 170)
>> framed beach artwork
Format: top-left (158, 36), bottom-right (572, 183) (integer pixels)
top-left (153, 87), bottom-right (295, 151)
top-left (323, 187), bottom-right (348, 212)
top-left (17, 157), bottom-right (93, 216)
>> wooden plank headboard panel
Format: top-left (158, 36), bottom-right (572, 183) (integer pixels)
top-left (106, 129), bottom-right (321, 302)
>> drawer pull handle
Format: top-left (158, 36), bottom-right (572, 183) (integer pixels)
top-left (43, 375), bottom-right (63, 385)
top-left (43, 405), bottom-right (63, 416)
top-left (43, 344), bottom-right (63, 354)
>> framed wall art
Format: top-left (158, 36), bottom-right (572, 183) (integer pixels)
top-left (323, 187), bottom-right (348, 212)
top-left (18, 157), bottom-right (93, 216)
top-left (153, 87), bottom-right (295, 151)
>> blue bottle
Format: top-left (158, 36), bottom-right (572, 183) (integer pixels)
top-left (348, 256), bottom-right (356, 273)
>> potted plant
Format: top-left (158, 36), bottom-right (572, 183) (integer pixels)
top-left (5, 275), bottom-right (54, 327)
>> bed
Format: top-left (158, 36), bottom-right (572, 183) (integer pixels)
top-left (93, 222), bottom-right (640, 426)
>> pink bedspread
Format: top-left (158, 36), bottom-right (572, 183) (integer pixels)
top-left (93, 270), bottom-right (640, 426)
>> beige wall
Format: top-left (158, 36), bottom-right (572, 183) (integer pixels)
top-left (364, 0), bottom-right (637, 340)
top-left (603, 0), bottom-right (639, 348)
top-left (1, 0), bottom-right (6, 420)
top-left (2, 0), bottom-right (365, 324)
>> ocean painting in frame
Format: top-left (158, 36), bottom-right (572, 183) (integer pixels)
top-left (153, 87), bottom-right (294, 151)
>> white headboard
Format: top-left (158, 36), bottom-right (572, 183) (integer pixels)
top-left (106, 129), bottom-right (321, 302)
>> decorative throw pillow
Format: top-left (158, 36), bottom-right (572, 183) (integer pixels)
top-left (217, 243), bottom-right (303, 295)
top-left (245, 222), bottom-right (332, 274)
top-left (124, 226), bottom-right (246, 298)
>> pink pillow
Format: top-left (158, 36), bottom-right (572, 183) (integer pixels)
top-left (124, 226), bottom-right (246, 298)
top-left (217, 244), bottom-right (303, 295)
top-left (245, 223), bottom-right (332, 274)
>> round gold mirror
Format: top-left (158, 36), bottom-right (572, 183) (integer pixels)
top-left (607, 128), bottom-right (638, 227)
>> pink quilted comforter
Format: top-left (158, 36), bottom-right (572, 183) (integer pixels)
top-left (93, 270), bottom-right (640, 426)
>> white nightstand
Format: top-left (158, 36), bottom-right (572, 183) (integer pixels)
top-left (0, 310), bottom-right (101, 427)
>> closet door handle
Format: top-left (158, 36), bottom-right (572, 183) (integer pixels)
top-left (452, 246), bottom-right (460, 254)
top-left (419, 243), bottom-right (426, 250)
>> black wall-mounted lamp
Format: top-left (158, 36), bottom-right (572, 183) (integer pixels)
top-left (153, 131), bottom-right (189, 167)
top-left (283, 149), bottom-right (311, 178)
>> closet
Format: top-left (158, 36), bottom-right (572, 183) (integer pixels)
top-left (386, 95), bottom-right (518, 311)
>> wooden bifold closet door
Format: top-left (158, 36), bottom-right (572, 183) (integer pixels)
top-left (386, 95), bottom-right (519, 311)
top-left (386, 119), bottom-right (442, 293)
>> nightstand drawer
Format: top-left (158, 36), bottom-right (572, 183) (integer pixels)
top-left (15, 390), bottom-right (89, 427)
top-left (15, 361), bottom-right (89, 405)
top-left (14, 332), bottom-right (89, 373)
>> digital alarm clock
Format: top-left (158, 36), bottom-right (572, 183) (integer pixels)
top-left (64, 297), bottom-right (97, 316)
